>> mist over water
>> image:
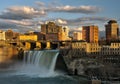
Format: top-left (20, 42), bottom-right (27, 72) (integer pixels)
top-left (15, 50), bottom-right (61, 77)
top-left (2, 50), bottom-right (61, 77)
top-left (0, 50), bottom-right (89, 84)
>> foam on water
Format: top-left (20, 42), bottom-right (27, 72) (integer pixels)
top-left (10, 50), bottom-right (62, 78)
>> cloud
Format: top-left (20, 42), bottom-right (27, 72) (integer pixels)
top-left (0, 19), bottom-right (28, 32)
top-left (0, 20), bottom-right (17, 29)
top-left (55, 19), bottom-right (67, 25)
top-left (44, 5), bottom-right (101, 14)
top-left (70, 27), bottom-right (82, 32)
top-left (46, 17), bottom-right (110, 26)
top-left (0, 1), bottom-right (107, 32)
top-left (35, 1), bottom-right (45, 6)
top-left (6, 20), bottom-right (34, 26)
top-left (35, 1), bottom-right (101, 14)
top-left (66, 17), bottom-right (110, 26)
top-left (0, 16), bottom-right (110, 32)
top-left (0, 6), bottom-right (46, 20)
top-left (0, 19), bottom-right (43, 32)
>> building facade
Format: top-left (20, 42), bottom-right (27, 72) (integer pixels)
top-left (19, 34), bottom-right (37, 41)
top-left (41, 22), bottom-right (70, 41)
top-left (41, 22), bottom-right (62, 34)
top-left (58, 27), bottom-right (71, 41)
top-left (71, 41), bottom-right (120, 57)
top-left (105, 20), bottom-right (119, 43)
top-left (41, 22), bottom-right (62, 41)
top-left (73, 32), bottom-right (82, 40)
top-left (5, 29), bottom-right (14, 40)
top-left (0, 30), bottom-right (5, 40)
top-left (82, 25), bottom-right (99, 43)
top-left (71, 41), bottom-right (87, 57)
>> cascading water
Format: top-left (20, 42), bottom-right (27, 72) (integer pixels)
top-left (0, 49), bottom-right (88, 84)
top-left (15, 50), bottom-right (59, 77)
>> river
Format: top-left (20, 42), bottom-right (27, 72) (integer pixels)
top-left (0, 49), bottom-right (90, 84)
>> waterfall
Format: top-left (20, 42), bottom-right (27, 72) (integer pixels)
top-left (15, 50), bottom-right (59, 77)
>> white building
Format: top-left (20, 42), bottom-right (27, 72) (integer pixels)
top-left (61, 27), bottom-right (71, 41)
top-left (73, 32), bottom-right (82, 40)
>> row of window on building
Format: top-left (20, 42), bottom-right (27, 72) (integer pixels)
top-left (72, 42), bottom-right (120, 56)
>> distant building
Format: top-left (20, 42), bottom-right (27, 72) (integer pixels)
top-left (73, 32), bottom-right (82, 40)
top-left (86, 43), bottom-right (101, 56)
top-left (58, 27), bottom-right (71, 41)
top-left (82, 25), bottom-right (99, 43)
top-left (105, 20), bottom-right (119, 43)
top-left (5, 29), bottom-right (14, 40)
top-left (72, 41), bottom-right (120, 57)
top-left (41, 22), bottom-right (62, 34)
top-left (13, 32), bottom-right (20, 40)
top-left (41, 22), bottom-right (62, 41)
top-left (0, 30), bottom-right (5, 40)
top-left (63, 27), bottom-right (69, 37)
top-left (19, 34), bottom-right (37, 41)
top-left (41, 22), bottom-right (70, 41)
top-left (34, 32), bottom-right (45, 41)
top-left (45, 33), bottom-right (58, 41)
top-left (71, 41), bottom-right (87, 57)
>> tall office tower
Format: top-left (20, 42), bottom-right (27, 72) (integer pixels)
top-left (82, 25), bottom-right (99, 43)
top-left (105, 20), bottom-right (119, 43)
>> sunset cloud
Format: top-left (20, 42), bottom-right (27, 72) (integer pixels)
top-left (0, 6), bottom-right (46, 20)
top-left (0, 19), bottom-right (43, 32)
top-left (46, 17), bottom-right (110, 27)
top-left (0, 1), bottom-right (112, 32)
top-left (55, 19), bottom-right (67, 25)
top-left (0, 20), bottom-right (17, 29)
top-left (45, 5), bottom-right (101, 14)
top-left (35, 1), bottom-right (101, 14)
top-left (5, 19), bottom-right (34, 26)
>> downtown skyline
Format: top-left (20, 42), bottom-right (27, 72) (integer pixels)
top-left (0, 0), bottom-right (120, 32)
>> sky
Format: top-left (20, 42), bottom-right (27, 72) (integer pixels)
top-left (0, 0), bottom-right (120, 32)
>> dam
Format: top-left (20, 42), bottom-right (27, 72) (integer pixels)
top-left (0, 46), bottom-right (90, 84)
top-left (22, 50), bottom-right (68, 76)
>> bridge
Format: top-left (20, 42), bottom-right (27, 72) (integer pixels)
top-left (4, 40), bottom-right (72, 50)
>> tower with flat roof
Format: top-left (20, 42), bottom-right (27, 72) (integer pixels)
top-left (105, 20), bottom-right (119, 43)
top-left (82, 25), bottom-right (99, 43)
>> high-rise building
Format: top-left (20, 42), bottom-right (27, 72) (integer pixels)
top-left (105, 20), bottom-right (119, 43)
top-left (82, 25), bottom-right (99, 43)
